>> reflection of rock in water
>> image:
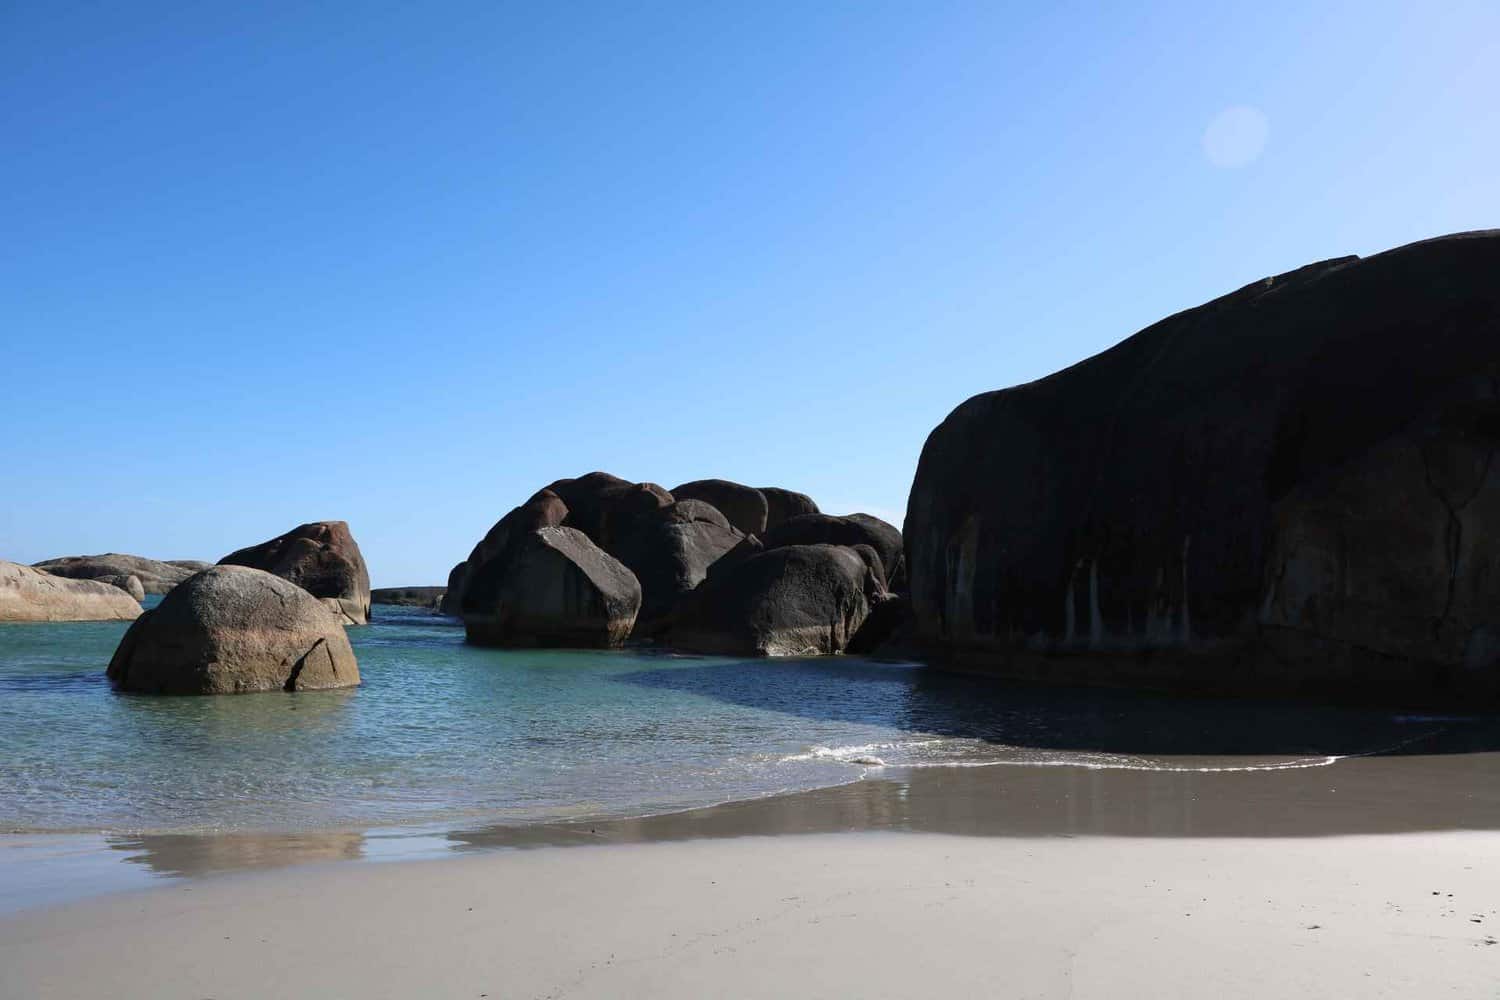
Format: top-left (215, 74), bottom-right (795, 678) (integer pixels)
top-left (110, 830), bottom-right (365, 877)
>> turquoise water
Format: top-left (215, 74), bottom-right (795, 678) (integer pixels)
top-left (0, 602), bottom-right (1484, 836)
top-left (0, 604), bottom-right (956, 834)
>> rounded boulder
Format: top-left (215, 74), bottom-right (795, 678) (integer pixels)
top-left (106, 565), bottom-right (360, 695)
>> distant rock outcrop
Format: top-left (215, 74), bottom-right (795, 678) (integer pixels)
top-left (672, 544), bottom-right (884, 656)
top-left (107, 565), bottom-right (359, 695)
top-left (1, 560), bottom-right (142, 622)
top-left (463, 526), bottom-right (641, 647)
top-left (32, 553), bottom-right (202, 595)
top-left (219, 521), bottom-right (371, 625)
top-left (370, 587), bottom-right (446, 609)
top-left (905, 230), bottom-right (1500, 704)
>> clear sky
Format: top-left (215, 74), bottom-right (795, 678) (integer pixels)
top-left (3, 2), bottom-right (1497, 587)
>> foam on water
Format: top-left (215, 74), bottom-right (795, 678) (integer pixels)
top-left (781, 740), bottom-right (1346, 773)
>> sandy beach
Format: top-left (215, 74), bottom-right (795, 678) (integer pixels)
top-left (6, 752), bottom-right (1500, 998)
top-left (3, 829), bottom-right (1498, 999)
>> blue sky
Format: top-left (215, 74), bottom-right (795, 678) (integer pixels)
top-left (3, 2), bottom-right (1497, 586)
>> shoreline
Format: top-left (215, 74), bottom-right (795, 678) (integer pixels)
top-left (8, 747), bottom-right (1500, 916)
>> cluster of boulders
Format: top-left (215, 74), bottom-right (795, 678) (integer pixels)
top-left (4, 521), bottom-right (370, 694)
top-left (906, 229), bottom-right (1500, 704)
top-left (443, 473), bottom-right (905, 656)
top-left (101, 520), bottom-right (373, 694)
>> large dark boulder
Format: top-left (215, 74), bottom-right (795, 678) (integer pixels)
top-left (106, 566), bottom-right (359, 694)
top-left (547, 473), bottom-right (674, 554)
top-left (2, 560), bottom-right (141, 622)
top-left (905, 230), bottom-right (1500, 704)
top-left (613, 500), bottom-right (744, 636)
top-left (670, 479), bottom-right (768, 536)
top-left (446, 491), bottom-right (569, 615)
top-left (220, 521), bottom-right (372, 625)
top-left (464, 526), bottom-right (641, 647)
top-left (759, 487), bottom-right (819, 530)
top-left (761, 512), bottom-right (905, 590)
top-left (671, 544), bottom-right (882, 656)
top-left (32, 553), bottom-right (201, 595)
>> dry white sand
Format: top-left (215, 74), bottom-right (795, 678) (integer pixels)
top-left (3, 830), bottom-right (1499, 998)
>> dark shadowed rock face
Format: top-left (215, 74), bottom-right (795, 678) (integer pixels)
top-left (671, 544), bottom-right (881, 656)
top-left (548, 473), bottom-right (674, 555)
top-left (220, 521), bottom-right (372, 625)
top-left (371, 587), bottom-right (446, 609)
top-left (2, 561), bottom-right (142, 622)
top-left (613, 501), bottom-right (744, 636)
top-left (106, 566), bottom-right (359, 695)
top-left (464, 526), bottom-right (641, 648)
top-left (905, 230), bottom-right (1500, 705)
top-left (847, 594), bottom-right (912, 656)
top-left (32, 553), bottom-right (201, 595)
top-left (759, 487), bottom-right (819, 531)
top-left (670, 480), bottom-right (769, 537)
top-left (761, 513), bottom-right (905, 590)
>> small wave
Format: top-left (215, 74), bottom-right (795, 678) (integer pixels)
top-left (781, 740), bottom-right (944, 766)
top-left (892, 754), bottom-right (1347, 773)
top-left (780, 740), bottom-right (1347, 774)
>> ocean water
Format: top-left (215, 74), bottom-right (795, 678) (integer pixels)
top-left (0, 602), bottom-right (1485, 836)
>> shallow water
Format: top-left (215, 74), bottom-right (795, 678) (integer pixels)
top-left (1, 603), bottom-right (1494, 836)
